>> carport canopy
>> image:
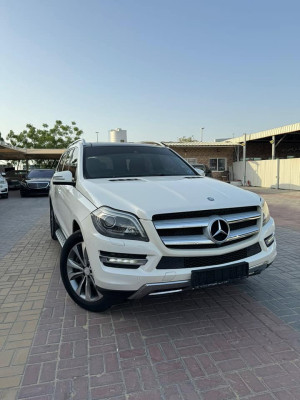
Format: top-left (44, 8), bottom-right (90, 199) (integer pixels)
top-left (0, 142), bottom-right (65, 160)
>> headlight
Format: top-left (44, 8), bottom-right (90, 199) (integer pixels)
top-left (20, 181), bottom-right (27, 186)
top-left (91, 207), bottom-right (149, 241)
top-left (261, 199), bottom-right (270, 225)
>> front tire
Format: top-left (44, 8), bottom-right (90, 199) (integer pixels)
top-left (60, 231), bottom-right (119, 312)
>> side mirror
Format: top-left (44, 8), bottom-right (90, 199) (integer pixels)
top-left (195, 168), bottom-right (205, 177)
top-left (52, 170), bottom-right (75, 186)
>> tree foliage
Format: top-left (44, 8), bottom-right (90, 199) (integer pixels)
top-left (178, 135), bottom-right (196, 142)
top-left (6, 120), bottom-right (83, 149)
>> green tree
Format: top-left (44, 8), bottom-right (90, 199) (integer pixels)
top-left (6, 120), bottom-right (83, 149)
top-left (178, 135), bottom-right (196, 142)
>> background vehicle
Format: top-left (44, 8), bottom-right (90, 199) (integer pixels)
top-left (0, 174), bottom-right (8, 198)
top-left (5, 170), bottom-right (27, 189)
top-left (192, 164), bottom-right (212, 177)
top-left (20, 169), bottom-right (55, 197)
top-left (50, 141), bottom-right (276, 312)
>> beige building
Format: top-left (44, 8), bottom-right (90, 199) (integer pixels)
top-left (163, 141), bottom-right (238, 180)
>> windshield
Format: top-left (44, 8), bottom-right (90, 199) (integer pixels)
top-left (83, 146), bottom-right (196, 179)
top-left (27, 170), bottom-right (55, 179)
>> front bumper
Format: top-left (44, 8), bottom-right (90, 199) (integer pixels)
top-left (20, 186), bottom-right (50, 195)
top-left (81, 215), bottom-right (277, 296)
top-left (128, 261), bottom-right (270, 299)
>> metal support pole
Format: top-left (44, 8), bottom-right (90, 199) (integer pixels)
top-left (271, 135), bottom-right (275, 160)
top-left (25, 159), bottom-right (29, 171)
top-left (243, 134), bottom-right (247, 186)
top-left (276, 158), bottom-right (280, 189)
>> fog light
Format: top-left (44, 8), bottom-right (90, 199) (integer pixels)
top-left (264, 233), bottom-right (275, 247)
top-left (99, 251), bottom-right (147, 269)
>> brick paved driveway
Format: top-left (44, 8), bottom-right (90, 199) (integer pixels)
top-left (0, 188), bottom-right (300, 400)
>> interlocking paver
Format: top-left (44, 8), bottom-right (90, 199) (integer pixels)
top-left (1, 189), bottom-right (300, 399)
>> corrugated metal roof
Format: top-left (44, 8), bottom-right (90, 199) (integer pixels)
top-left (162, 141), bottom-right (237, 147)
top-left (225, 122), bottom-right (300, 144)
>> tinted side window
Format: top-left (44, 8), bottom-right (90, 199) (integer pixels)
top-left (57, 152), bottom-right (68, 172)
top-left (63, 149), bottom-right (73, 172)
top-left (69, 148), bottom-right (79, 179)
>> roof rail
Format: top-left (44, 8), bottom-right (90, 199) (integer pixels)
top-left (139, 141), bottom-right (166, 147)
top-left (67, 138), bottom-right (86, 148)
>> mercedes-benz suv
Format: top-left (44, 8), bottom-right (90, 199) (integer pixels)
top-left (49, 140), bottom-right (276, 311)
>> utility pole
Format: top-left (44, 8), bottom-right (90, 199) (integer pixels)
top-left (201, 127), bottom-right (205, 142)
top-left (95, 132), bottom-right (99, 142)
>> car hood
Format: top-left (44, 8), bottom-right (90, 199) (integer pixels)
top-left (78, 177), bottom-right (261, 220)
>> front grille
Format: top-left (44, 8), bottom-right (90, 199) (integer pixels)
top-left (27, 182), bottom-right (49, 189)
top-left (153, 206), bottom-right (261, 249)
top-left (156, 243), bottom-right (261, 269)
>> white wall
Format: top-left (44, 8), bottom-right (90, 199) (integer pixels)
top-left (233, 158), bottom-right (300, 190)
top-left (279, 159), bottom-right (300, 190)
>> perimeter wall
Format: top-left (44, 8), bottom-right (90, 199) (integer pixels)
top-left (232, 158), bottom-right (300, 190)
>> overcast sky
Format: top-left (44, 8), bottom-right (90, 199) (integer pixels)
top-left (1, 0), bottom-right (300, 143)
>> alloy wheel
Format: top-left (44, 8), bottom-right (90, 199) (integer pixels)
top-left (67, 241), bottom-right (102, 302)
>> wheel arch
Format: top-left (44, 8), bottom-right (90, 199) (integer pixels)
top-left (73, 219), bottom-right (81, 233)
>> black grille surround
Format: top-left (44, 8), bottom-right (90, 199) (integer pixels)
top-left (156, 243), bottom-right (261, 270)
top-left (152, 206), bottom-right (258, 221)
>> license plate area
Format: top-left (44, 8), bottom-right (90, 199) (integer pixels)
top-left (191, 262), bottom-right (249, 289)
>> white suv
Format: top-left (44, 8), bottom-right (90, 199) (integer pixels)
top-left (0, 173), bottom-right (8, 198)
top-left (49, 140), bottom-right (276, 311)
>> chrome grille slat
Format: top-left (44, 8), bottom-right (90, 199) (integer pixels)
top-left (161, 226), bottom-right (259, 246)
top-left (154, 217), bottom-right (208, 230)
top-left (154, 206), bottom-right (261, 248)
top-left (222, 211), bottom-right (261, 223)
top-left (227, 226), bottom-right (259, 241)
top-left (154, 211), bottom-right (261, 230)
top-left (161, 235), bottom-right (212, 246)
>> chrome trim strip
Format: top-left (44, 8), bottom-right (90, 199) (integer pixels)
top-left (149, 289), bottom-right (183, 296)
top-left (128, 280), bottom-right (190, 300)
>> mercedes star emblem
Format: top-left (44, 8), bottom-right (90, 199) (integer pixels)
top-left (209, 218), bottom-right (230, 243)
